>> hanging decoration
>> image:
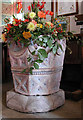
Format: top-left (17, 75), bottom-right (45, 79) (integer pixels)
top-left (17, 0), bottom-right (22, 14)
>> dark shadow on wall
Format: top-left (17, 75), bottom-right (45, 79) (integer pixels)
top-left (0, 43), bottom-right (2, 84)
top-left (60, 64), bottom-right (82, 92)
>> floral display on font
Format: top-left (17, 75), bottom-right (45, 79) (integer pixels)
top-left (2, 1), bottom-right (73, 74)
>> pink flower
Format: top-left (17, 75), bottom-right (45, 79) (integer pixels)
top-left (32, 20), bottom-right (37, 25)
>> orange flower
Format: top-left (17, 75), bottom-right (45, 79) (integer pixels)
top-left (59, 24), bottom-right (61, 26)
top-left (23, 31), bottom-right (31, 39)
top-left (49, 11), bottom-right (54, 16)
top-left (38, 11), bottom-right (46, 19)
top-left (55, 18), bottom-right (57, 20)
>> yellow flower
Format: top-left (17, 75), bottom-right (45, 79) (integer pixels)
top-left (37, 24), bottom-right (40, 27)
top-left (37, 24), bottom-right (43, 28)
top-left (29, 12), bottom-right (36, 19)
top-left (27, 22), bottom-right (35, 31)
top-left (23, 31), bottom-right (31, 39)
top-left (57, 21), bottom-right (60, 23)
top-left (40, 24), bottom-right (43, 28)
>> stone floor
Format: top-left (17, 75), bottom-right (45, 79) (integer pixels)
top-left (0, 82), bottom-right (83, 119)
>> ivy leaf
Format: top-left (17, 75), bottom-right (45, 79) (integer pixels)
top-left (39, 41), bottom-right (43, 46)
top-left (43, 43), bottom-right (46, 47)
top-left (32, 51), bottom-right (35, 55)
top-left (35, 59), bottom-right (43, 63)
top-left (24, 43), bottom-right (30, 47)
top-left (58, 44), bottom-right (63, 51)
top-left (52, 45), bottom-right (58, 54)
top-left (14, 36), bottom-right (18, 41)
top-left (27, 57), bottom-right (31, 62)
top-left (47, 39), bottom-right (53, 48)
top-left (38, 53), bottom-right (45, 60)
top-left (43, 37), bottom-right (48, 42)
top-left (30, 67), bottom-right (34, 74)
top-left (51, 36), bottom-right (54, 40)
top-left (58, 34), bottom-right (63, 39)
top-left (21, 68), bottom-right (26, 73)
top-left (13, 15), bottom-right (16, 18)
top-left (38, 48), bottom-right (48, 58)
top-left (31, 34), bottom-right (34, 39)
top-left (33, 62), bottom-right (39, 69)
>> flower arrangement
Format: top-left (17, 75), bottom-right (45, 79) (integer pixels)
top-left (2, 1), bottom-right (72, 74)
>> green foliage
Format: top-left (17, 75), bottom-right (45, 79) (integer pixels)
top-left (52, 43), bottom-right (58, 54)
top-left (38, 48), bottom-right (48, 58)
top-left (43, 37), bottom-right (48, 42)
top-left (35, 59), bottom-right (43, 63)
top-left (27, 57), bottom-right (32, 62)
top-left (31, 51), bottom-right (35, 55)
top-left (58, 44), bottom-right (63, 51)
top-left (30, 67), bottom-right (34, 74)
top-left (33, 62), bottom-right (39, 69)
top-left (21, 68), bottom-right (27, 73)
top-left (47, 39), bottom-right (53, 48)
top-left (38, 53), bottom-right (45, 60)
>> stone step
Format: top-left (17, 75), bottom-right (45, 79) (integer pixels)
top-left (6, 89), bottom-right (65, 113)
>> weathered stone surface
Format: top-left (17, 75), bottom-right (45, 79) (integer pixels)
top-left (7, 39), bottom-right (66, 113)
top-left (8, 39), bottom-right (66, 96)
top-left (6, 89), bottom-right (65, 113)
top-left (12, 71), bottom-right (62, 96)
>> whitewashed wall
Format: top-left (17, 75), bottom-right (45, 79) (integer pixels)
top-left (44, 0), bottom-right (51, 21)
top-left (69, 1), bottom-right (83, 34)
top-left (0, 1), bottom-right (2, 26)
top-left (23, 2), bottom-right (32, 13)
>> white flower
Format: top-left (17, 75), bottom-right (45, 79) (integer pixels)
top-left (27, 22), bottom-right (35, 31)
top-left (29, 12), bottom-right (36, 19)
top-left (19, 24), bottom-right (22, 28)
top-left (55, 31), bottom-right (58, 33)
